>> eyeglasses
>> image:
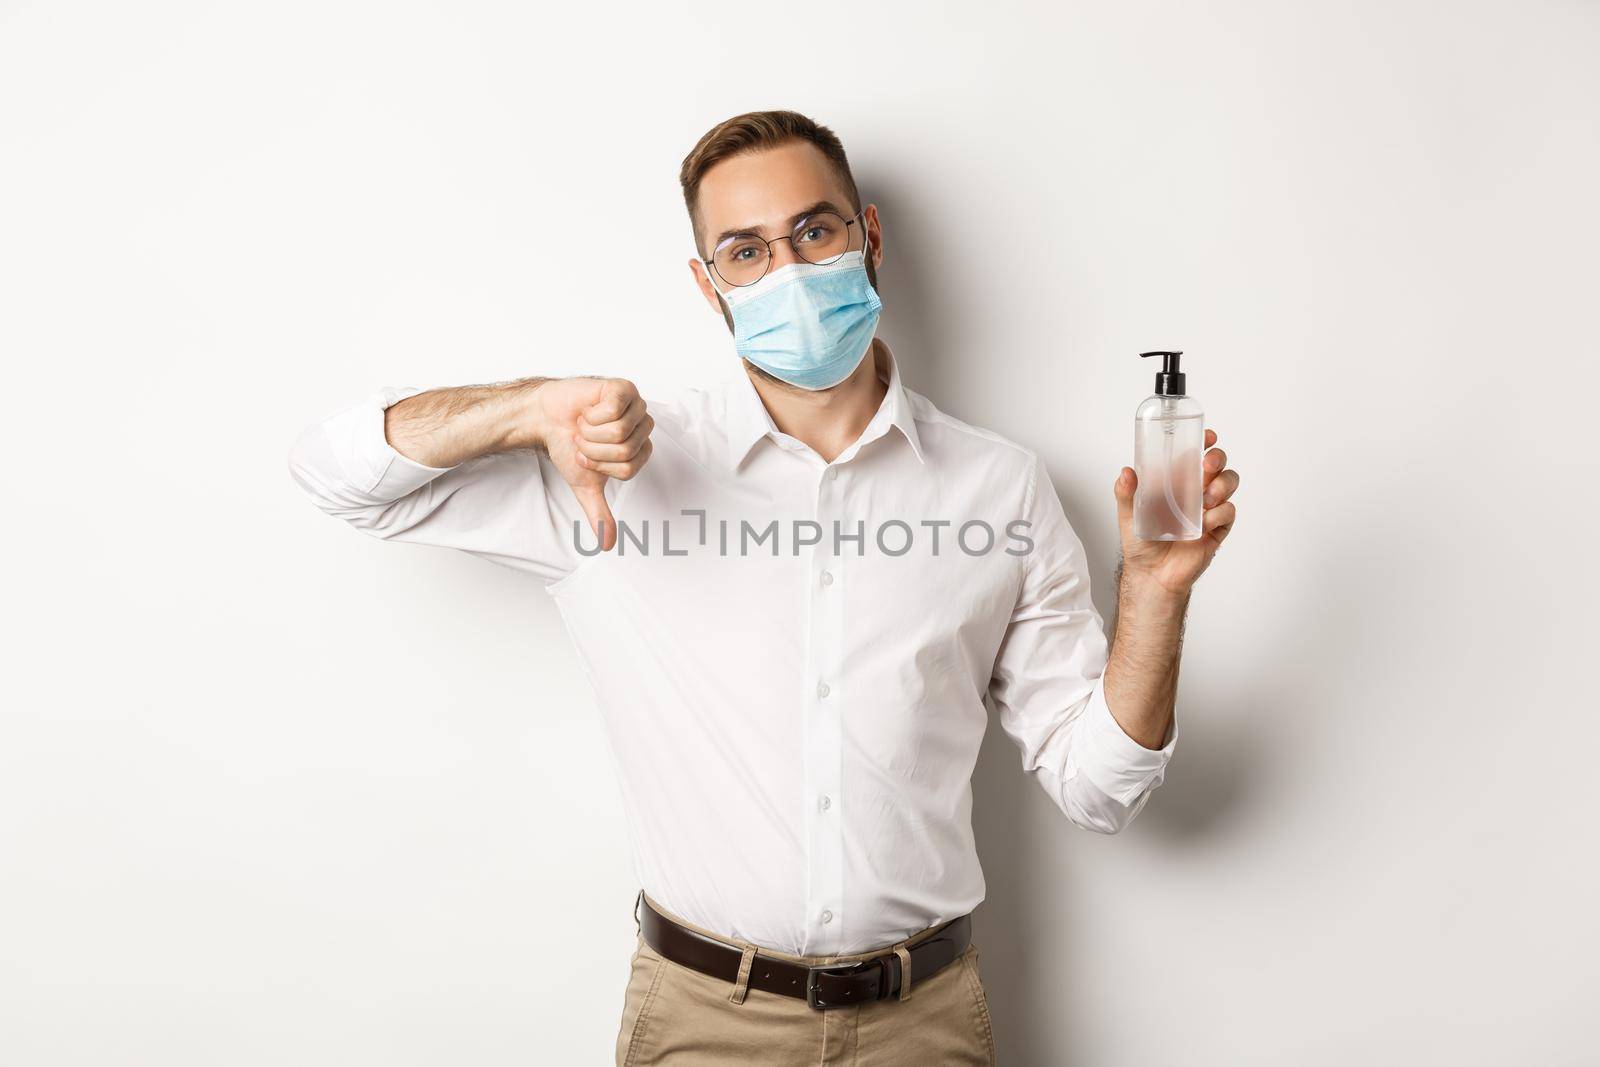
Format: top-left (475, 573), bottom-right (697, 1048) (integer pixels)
top-left (704, 208), bottom-right (867, 289)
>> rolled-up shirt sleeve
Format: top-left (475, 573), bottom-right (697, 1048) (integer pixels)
top-left (286, 385), bottom-right (602, 583)
top-left (988, 455), bottom-right (1178, 833)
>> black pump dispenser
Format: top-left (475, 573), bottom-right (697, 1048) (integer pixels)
top-left (1141, 350), bottom-right (1186, 396)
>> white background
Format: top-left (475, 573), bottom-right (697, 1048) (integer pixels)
top-left (3, 2), bottom-right (1596, 1064)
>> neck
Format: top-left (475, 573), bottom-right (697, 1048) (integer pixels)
top-left (745, 339), bottom-right (889, 464)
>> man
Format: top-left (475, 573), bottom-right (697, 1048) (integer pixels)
top-left (288, 110), bottom-right (1241, 1065)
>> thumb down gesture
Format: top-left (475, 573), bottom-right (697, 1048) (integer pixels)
top-left (534, 377), bottom-right (654, 551)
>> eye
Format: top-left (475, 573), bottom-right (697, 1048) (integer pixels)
top-left (796, 223), bottom-right (832, 244)
top-left (724, 240), bottom-right (765, 263)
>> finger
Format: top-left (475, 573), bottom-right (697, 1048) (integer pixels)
top-left (1210, 522), bottom-right (1234, 547)
top-left (1113, 466), bottom-right (1136, 535)
top-left (1203, 468), bottom-right (1240, 508)
top-left (583, 437), bottom-right (653, 480)
top-left (1205, 427), bottom-right (1217, 449)
top-left (579, 393), bottom-right (646, 443)
top-left (1202, 500), bottom-right (1235, 535)
top-left (1203, 446), bottom-right (1228, 480)
top-left (581, 379), bottom-right (640, 427)
top-left (572, 482), bottom-right (616, 551)
top-left (577, 414), bottom-right (653, 463)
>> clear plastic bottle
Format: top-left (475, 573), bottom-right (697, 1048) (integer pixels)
top-left (1133, 351), bottom-right (1205, 541)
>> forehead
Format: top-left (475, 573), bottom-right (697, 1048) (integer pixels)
top-left (697, 140), bottom-right (854, 239)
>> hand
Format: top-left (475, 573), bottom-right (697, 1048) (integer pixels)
top-left (531, 377), bottom-right (654, 551)
top-left (1114, 427), bottom-right (1239, 596)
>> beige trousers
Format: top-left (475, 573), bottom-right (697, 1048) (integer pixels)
top-left (616, 892), bottom-right (997, 1066)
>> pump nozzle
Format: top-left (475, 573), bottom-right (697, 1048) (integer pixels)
top-left (1140, 350), bottom-right (1186, 396)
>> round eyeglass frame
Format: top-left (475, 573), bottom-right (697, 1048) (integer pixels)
top-left (703, 207), bottom-right (868, 289)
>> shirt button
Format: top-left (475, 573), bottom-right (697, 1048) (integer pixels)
top-left (819, 794), bottom-right (832, 811)
top-left (820, 570), bottom-right (834, 587)
top-left (817, 681), bottom-right (831, 698)
top-left (820, 909), bottom-right (834, 924)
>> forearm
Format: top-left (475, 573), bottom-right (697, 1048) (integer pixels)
top-left (1102, 564), bottom-right (1190, 749)
top-left (384, 377), bottom-right (551, 468)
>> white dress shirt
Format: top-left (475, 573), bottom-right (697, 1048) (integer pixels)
top-left (287, 340), bottom-right (1178, 956)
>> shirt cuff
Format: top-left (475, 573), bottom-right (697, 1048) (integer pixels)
top-left (1074, 674), bottom-right (1179, 806)
top-left (363, 385), bottom-right (455, 498)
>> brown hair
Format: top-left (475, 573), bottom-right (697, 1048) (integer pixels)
top-left (679, 110), bottom-right (862, 255)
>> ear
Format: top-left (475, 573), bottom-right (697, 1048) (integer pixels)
top-left (862, 203), bottom-right (884, 271)
top-left (688, 258), bottom-right (724, 315)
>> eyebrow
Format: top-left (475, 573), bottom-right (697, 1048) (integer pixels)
top-left (711, 200), bottom-right (848, 252)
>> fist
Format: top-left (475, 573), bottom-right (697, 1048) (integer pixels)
top-left (532, 377), bottom-right (654, 550)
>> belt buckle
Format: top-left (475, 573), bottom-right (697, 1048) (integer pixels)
top-left (805, 958), bottom-right (882, 1010)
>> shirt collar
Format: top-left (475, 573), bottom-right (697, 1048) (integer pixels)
top-left (724, 339), bottom-right (925, 472)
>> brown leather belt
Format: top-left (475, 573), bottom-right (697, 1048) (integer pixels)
top-left (637, 893), bottom-right (972, 1011)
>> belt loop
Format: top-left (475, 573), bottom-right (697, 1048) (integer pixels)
top-left (894, 942), bottom-right (914, 1001)
top-left (633, 889), bottom-right (644, 934)
top-left (728, 944), bottom-right (758, 1004)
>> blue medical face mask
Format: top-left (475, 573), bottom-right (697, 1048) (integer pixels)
top-left (714, 249), bottom-right (883, 391)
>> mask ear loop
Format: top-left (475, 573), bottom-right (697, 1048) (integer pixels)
top-left (701, 256), bottom-right (727, 299)
top-left (852, 207), bottom-right (872, 267)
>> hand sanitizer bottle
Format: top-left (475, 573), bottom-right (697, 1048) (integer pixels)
top-left (1133, 350), bottom-right (1205, 541)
